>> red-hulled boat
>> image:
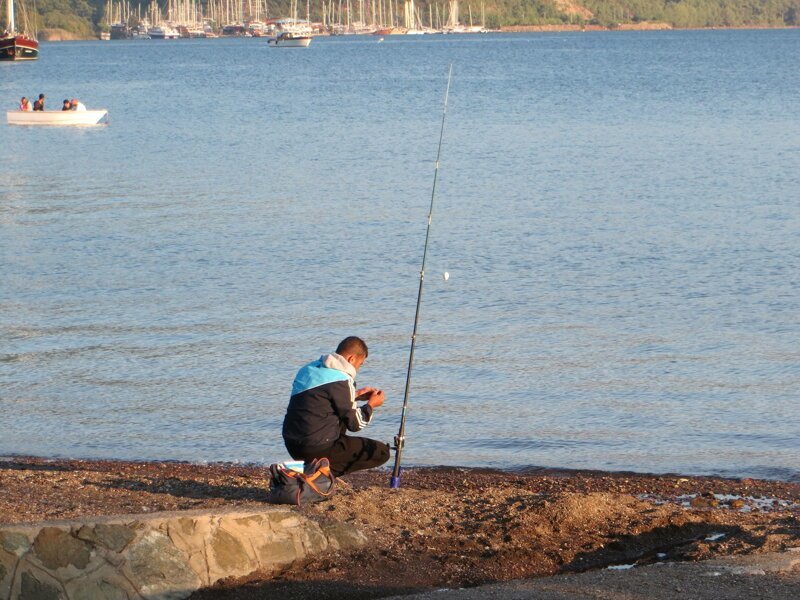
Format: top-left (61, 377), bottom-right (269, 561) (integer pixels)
top-left (1, 0), bottom-right (39, 61)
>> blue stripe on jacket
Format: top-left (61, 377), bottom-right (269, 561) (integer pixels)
top-left (291, 359), bottom-right (350, 397)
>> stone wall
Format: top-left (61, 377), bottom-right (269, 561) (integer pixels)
top-left (0, 506), bottom-right (366, 600)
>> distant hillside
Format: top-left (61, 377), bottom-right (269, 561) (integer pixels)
top-left (478, 0), bottom-right (799, 28)
top-left (577, 0), bottom-right (799, 28)
top-left (2, 0), bottom-right (798, 39)
top-left (3, 0), bottom-right (100, 38)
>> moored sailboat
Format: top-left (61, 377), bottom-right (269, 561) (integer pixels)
top-left (1, 0), bottom-right (39, 61)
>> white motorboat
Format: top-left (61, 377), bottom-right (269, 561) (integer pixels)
top-left (147, 25), bottom-right (180, 39)
top-left (7, 110), bottom-right (110, 126)
top-left (267, 32), bottom-right (311, 47)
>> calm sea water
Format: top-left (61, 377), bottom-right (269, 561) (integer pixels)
top-left (1, 31), bottom-right (798, 481)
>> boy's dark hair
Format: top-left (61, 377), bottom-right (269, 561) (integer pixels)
top-left (336, 336), bottom-right (368, 358)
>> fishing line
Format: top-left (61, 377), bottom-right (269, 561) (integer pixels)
top-left (390, 63), bottom-right (453, 490)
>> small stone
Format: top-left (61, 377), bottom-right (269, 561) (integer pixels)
top-left (20, 570), bottom-right (65, 600)
top-left (253, 538), bottom-right (297, 568)
top-left (729, 499), bottom-right (745, 509)
top-left (66, 569), bottom-right (133, 600)
top-left (728, 566), bottom-right (766, 575)
top-left (124, 530), bottom-right (200, 597)
top-left (320, 521), bottom-right (367, 551)
top-left (0, 532), bottom-right (31, 556)
top-left (33, 528), bottom-right (92, 570)
top-left (209, 528), bottom-right (251, 573)
top-left (690, 496), bottom-right (716, 509)
top-left (0, 549), bottom-right (16, 599)
top-left (94, 524), bottom-right (136, 553)
top-left (75, 525), bottom-right (99, 545)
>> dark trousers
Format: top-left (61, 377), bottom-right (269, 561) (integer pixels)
top-left (285, 436), bottom-right (391, 477)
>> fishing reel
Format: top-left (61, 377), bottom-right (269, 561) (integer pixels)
top-left (393, 434), bottom-right (405, 451)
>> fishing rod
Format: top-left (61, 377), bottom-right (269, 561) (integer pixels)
top-left (390, 64), bottom-right (453, 490)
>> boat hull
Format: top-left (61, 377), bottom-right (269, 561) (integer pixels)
top-left (7, 110), bottom-right (109, 126)
top-left (373, 27), bottom-right (406, 35)
top-left (0, 35), bottom-right (39, 61)
top-left (147, 27), bottom-right (180, 39)
top-left (268, 36), bottom-right (311, 47)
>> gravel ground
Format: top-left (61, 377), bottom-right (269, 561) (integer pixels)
top-left (1, 457), bottom-right (798, 599)
top-left (380, 554), bottom-right (800, 600)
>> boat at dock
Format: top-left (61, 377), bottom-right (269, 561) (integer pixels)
top-left (7, 110), bottom-right (109, 126)
top-left (1, 0), bottom-right (39, 61)
top-left (373, 27), bottom-right (406, 35)
top-left (147, 25), bottom-right (180, 39)
top-left (109, 22), bottom-right (131, 39)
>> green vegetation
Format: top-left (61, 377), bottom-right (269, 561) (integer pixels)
top-left (478, 0), bottom-right (800, 27)
top-left (2, 0), bottom-right (798, 39)
top-left (2, 0), bottom-right (100, 37)
top-left (579, 0), bottom-right (800, 28)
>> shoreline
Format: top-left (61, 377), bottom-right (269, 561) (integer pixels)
top-left (40, 23), bottom-right (800, 41)
top-left (4, 453), bottom-right (798, 526)
top-left (3, 452), bottom-right (796, 485)
top-left (2, 456), bottom-right (798, 597)
top-left (500, 22), bottom-right (800, 32)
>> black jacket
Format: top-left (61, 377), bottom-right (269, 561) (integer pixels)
top-left (282, 353), bottom-right (373, 448)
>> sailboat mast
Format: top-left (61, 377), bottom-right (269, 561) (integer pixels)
top-left (6, 0), bottom-right (15, 33)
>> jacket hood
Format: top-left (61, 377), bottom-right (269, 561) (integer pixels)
top-left (321, 352), bottom-right (357, 380)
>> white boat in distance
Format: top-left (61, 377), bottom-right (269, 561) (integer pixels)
top-left (267, 32), bottom-right (311, 47)
top-left (147, 26), bottom-right (180, 39)
top-left (7, 110), bottom-right (110, 126)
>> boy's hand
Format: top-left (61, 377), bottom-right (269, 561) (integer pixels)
top-left (366, 390), bottom-right (385, 408)
top-left (356, 386), bottom-right (376, 401)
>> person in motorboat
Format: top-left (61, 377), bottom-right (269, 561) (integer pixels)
top-left (19, 97), bottom-right (32, 111)
top-left (62, 99), bottom-right (72, 111)
top-left (33, 94), bottom-right (45, 111)
top-left (70, 98), bottom-right (87, 112)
